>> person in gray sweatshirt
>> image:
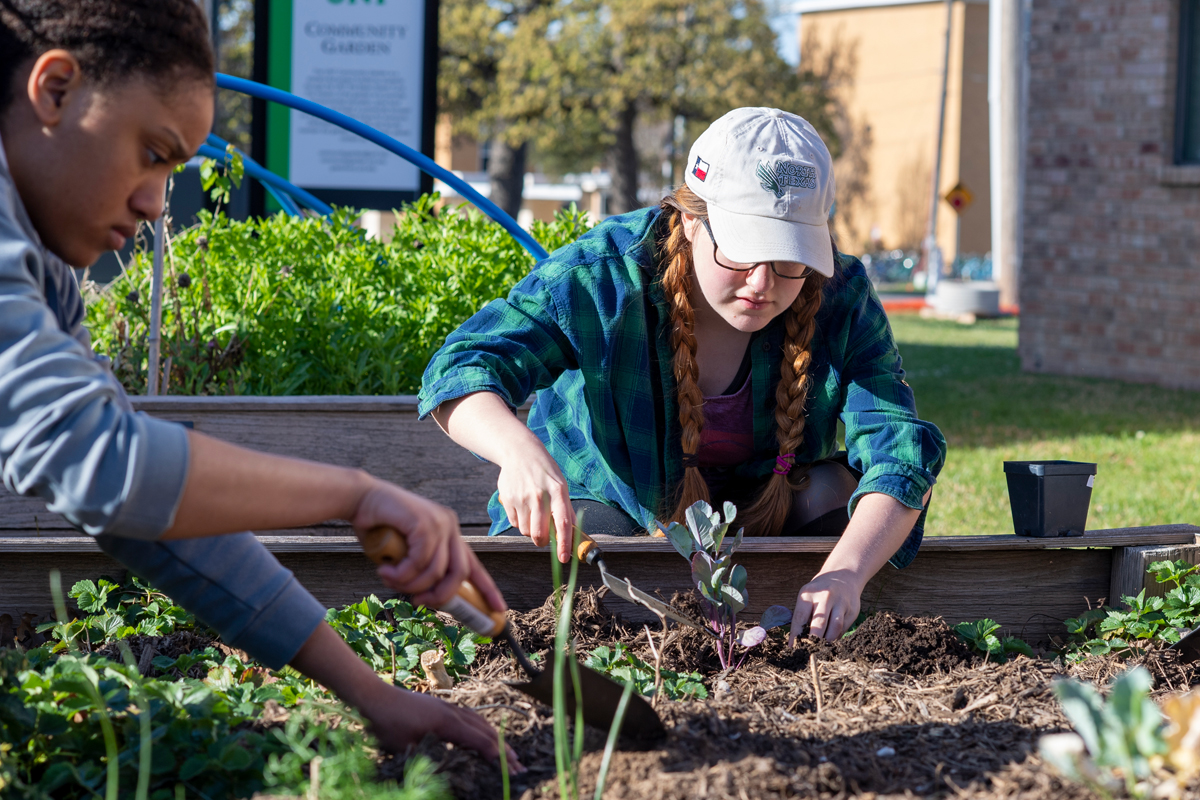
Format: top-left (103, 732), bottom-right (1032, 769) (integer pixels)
top-left (0, 0), bottom-right (521, 769)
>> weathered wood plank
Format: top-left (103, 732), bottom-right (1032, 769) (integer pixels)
top-left (0, 553), bottom-right (130, 621)
top-left (0, 536), bottom-right (1114, 642)
top-left (1110, 542), bottom-right (1200, 607)
top-left (5, 525), bottom-right (1196, 554)
top-left (129, 395), bottom-right (424, 413)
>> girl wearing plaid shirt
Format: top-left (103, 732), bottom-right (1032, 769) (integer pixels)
top-left (421, 108), bottom-right (946, 642)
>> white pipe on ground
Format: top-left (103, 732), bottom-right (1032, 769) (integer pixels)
top-left (146, 217), bottom-right (165, 396)
top-left (922, 0), bottom-right (954, 300)
top-left (988, 0), bottom-right (1027, 309)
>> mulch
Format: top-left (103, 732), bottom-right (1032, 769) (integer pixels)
top-left (389, 587), bottom-right (1200, 800)
top-left (31, 585), bottom-right (1200, 798)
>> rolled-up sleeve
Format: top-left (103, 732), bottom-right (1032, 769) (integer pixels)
top-left (95, 532), bottom-right (327, 669)
top-left (0, 230), bottom-right (189, 540)
top-left (839, 280), bottom-right (947, 567)
top-left (417, 270), bottom-right (577, 418)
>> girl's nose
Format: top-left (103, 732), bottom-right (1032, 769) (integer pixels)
top-left (131, 179), bottom-right (168, 223)
top-left (746, 263), bottom-right (773, 293)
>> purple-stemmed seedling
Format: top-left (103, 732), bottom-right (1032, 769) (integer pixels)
top-left (659, 501), bottom-right (793, 670)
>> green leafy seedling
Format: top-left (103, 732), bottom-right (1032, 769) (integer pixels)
top-left (1041, 666), bottom-right (1166, 798)
top-left (953, 619), bottom-right (1034, 663)
top-left (660, 500), bottom-right (793, 670)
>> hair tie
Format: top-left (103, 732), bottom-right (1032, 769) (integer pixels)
top-left (773, 453), bottom-right (796, 476)
top-left (681, 452), bottom-right (700, 470)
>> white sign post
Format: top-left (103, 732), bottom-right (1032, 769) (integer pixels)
top-left (288, 0), bottom-right (427, 197)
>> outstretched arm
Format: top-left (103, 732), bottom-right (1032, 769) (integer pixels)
top-left (163, 431), bottom-right (505, 612)
top-left (432, 391), bottom-right (576, 562)
top-left (788, 490), bottom-right (928, 643)
top-left (290, 621), bottom-right (523, 769)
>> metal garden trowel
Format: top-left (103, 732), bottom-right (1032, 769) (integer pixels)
top-left (574, 532), bottom-right (716, 638)
top-left (360, 526), bottom-right (666, 743)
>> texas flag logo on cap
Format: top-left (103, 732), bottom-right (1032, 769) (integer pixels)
top-left (692, 156), bottom-right (711, 181)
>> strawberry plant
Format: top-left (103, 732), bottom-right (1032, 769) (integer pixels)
top-left (0, 571), bottom-right (493, 798)
top-left (0, 645), bottom-right (447, 800)
top-left (953, 619), bottom-right (1035, 663)
top-left (660, 501), bottom-right (793, 670)
top-left (583, 644), bottom-right (707, 700)
top-left (323, 594), bottom-right (483, 687)
top-left (1060, 560), bottom-right (1200, 662)
top-left (36, 577), bottom-right (197, 653)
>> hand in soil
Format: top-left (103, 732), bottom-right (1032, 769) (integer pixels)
top-left (789, 567), bottom-right (863, 643)
top-left (495, 439), bottom-right (576, 562)
top-left (355, 481), bottom-right (506, 611)
top-left (368, 685), bottom-right (525, 772)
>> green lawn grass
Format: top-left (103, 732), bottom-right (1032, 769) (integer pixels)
top-left (889, 314), bottom-right (1200, 536)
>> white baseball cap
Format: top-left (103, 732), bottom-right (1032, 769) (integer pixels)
top-left (683, 107), bottom-right (837, 277)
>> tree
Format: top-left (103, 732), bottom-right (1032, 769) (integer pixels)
top-left (499, 0), bottom-right (840, 213)
top-left (439, 0), bottom-right (554, 218)
top-left (214, 0), bottom-right (253, 153)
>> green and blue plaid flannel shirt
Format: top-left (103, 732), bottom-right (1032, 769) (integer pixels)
top-left (418, 207), bottom-right (946, 568)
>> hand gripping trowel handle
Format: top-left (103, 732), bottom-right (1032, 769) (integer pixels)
top-left (360, 526), bottom-right (510, 639)
top-left (361, 526), bottom-right (542, 675)
top-left (362, 526), bottom-right (667, 741)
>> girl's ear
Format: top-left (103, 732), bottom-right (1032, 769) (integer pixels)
top-left (26, 49), bottom-right (84, 127)
top-left (680, 212), bottom-right (699, 245)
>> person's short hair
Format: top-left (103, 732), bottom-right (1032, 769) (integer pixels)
top-left (0, 0), bottom-right (215, 116)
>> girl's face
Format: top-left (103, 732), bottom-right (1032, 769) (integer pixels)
top-left (682, 213), bottom-right (808, 334)
top-left (2, 51), bottom-right (213, 267)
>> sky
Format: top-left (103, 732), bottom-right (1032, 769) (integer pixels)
top-left (770, 3), bottom-right (802, 66)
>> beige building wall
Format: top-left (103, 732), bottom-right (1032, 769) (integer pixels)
top-left (434, 114), bottom-right (481, 173)
top-left (800, 0), bottom-right (990, 259)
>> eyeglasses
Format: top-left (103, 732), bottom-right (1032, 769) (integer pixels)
top-left (700, 218), bottom-right (814, 280)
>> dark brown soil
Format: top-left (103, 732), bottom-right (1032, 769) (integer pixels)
top-left (91, 630), bottom-right (247, 679)
top-left (833, 611), bottom-right (976, 676)
top-left (392, 587), bottom-right (1200, 800)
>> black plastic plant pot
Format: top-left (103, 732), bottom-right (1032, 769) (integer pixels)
top-left (1003, 460), bottom-right (1097, 538)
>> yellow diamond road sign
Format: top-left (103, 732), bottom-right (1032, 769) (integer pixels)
top-left (943, 182), bottom-right (974, 213)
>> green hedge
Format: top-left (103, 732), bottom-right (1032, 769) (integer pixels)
top-left (85, 197), bottom-right (592, 396)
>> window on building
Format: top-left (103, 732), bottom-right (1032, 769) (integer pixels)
top-left (1176, 0), bottom-right (1200, 163)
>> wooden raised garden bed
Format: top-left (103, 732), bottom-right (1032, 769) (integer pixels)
top-left (1, 396), bottom-right (1197, 643)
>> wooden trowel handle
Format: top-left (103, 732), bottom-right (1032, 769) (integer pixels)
top-left (575, 530), bottom-right (602, 565)
top-left (361, 526), bottom-right (508, 639)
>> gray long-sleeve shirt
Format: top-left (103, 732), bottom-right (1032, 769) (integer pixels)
top-left (0, 138), bottom-right (325, 668)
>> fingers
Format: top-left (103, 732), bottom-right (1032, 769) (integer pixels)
top-left (521, 499), bottom-right (548, 548)
top-left (414, 533), bottom-right (469, 608)
top-left (505, 743), bottom-right (523, 772)
top-left (502, 499), bottom-right (520, 533)
top-left (556, 521), bottom-right (571, 564)
top-left (550, 491), bottom-right (570, 564)
top-left (387, 529), bottom-right (450, 598)
top-left (789, 596), bottom-right (814, 647)
top-left (808, 593), bottom-right (831, 641)
top-left (439, 705), bottom-right (526, 773)
top-left (465, 547), bottom-right (508, 613)
top-left (380, 506), bottom-right (445, 587)
top-left (529, 492), bottom-right (551, 550)
top-left (821, 605), bottom-right (846, 642)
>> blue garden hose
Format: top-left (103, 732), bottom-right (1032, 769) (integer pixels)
top-left (202, 134), bottom-right (332, 217)
top-left (214, 73), bottom-right (549, 260)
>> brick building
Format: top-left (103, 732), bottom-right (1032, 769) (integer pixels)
top-left (1020, 0), bottom-right (1200, 389)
